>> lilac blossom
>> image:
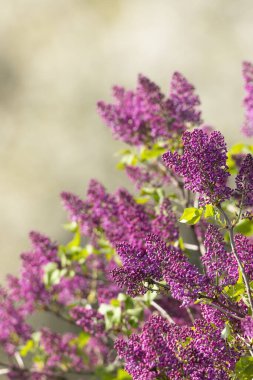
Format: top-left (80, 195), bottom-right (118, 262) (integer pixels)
top-left (113, 234), bottom-right (210, 305)
top-left (7, 232), bottom-right (58, 314)
top-left (62, 180), bottom-right (154, 249)
top-left (70, 306), bottom-right (105, 335)
top-left (125, 165), bottom-right (151, 189)
top-left (151, 199), bottom-right (179, 242)
top-left (233, 234), bottom-right (253, 281)
top-left (97, 72), bottom-right (201, 146)
top-left (53, 275), bottom-right (89, 306)
top-left (0, 288), bottom-right (31, 355)
top-left (115, 188), bottom-right (152, 248)
top-left (242, 61), bottom-right (253, 137)
top-left (202, 225), bottom-right (231, 286)
top-left (39, 329), bottom-right (86, 371)
top-left (203, 227), bottom-right (253, 285)
top-left (97, 283), bottom-right (120, 304)
top-left (116, 315), bottom-right (237, 380)
top-left (112, 242), bottom-right (162, 297)
top-left (61, 191), bottom-right (98, 240)
top-left (169, 71), bottom-right (202, 127)
top-left (241, 316), bottom-right (253, 338)
top-left (163, 129), bottom-right (232, 205)
top-left (234, 153), bottom-right (253, 207)
top-left (115, 315), bottom-right (182, 380)
top-left (180, 319), bottom-right (238, 379)
top-left (146, 234), bottom-right (210, 305)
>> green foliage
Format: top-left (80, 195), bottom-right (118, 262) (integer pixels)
top-left (20, 332), bottom-right (41, 358)
top-left (99, 303), bottom-right (122, 331)
top-left (223, 269), bottom-right (245, 303)
top-left (204, 204), bottom-right (215, 218)
top-left (43, 262), bottom-right (68, 287)
top-left (179, 207), bottom-right (203, 225)
top-left (139, 187), bottom-right (164, 204)
top-left (20, 339), bottom-right (34, 357)
top-left (235, 219), bottom-right (253, 236)
top-left (139, 143), bottom-right (167, 161)
top-left (235, 356), bottom-right (253, 380)
top-left (227, 143), bottom-right (253, 174)
top-left (116, 149), bottom-right (138, 170)
top-left (114, 369), bottom-right (132, 379)
top-left (221, 322), bottom-right (232, 342)
top-left (70, 331), bottom-right (90, 349)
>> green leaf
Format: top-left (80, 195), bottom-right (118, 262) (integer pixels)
top-left (76, 331), bottom-right (90, 349)
top-left (179, 207), bottom-right (203, 225)
top-left (139, 145), bottom-right (167, 161)
top-left (126, 307), bottom-right (143, 318)
top-left (20, 339), bottom-right (34, 357)
top-left (116, 151), bottom-right (138, 170)
top-left (43, 262), bottom-right (67, 287)
top-left (63, 221), bottom-right (78, 232)
top-left (178, 237), bottom-right (185, 251)
top-left (134, 196), bottom-right (150, 204)
top-left (110, 299), bottom-right (121, 307)
top-left (221, 322), bottom-right (232, 342)
top-left (43, 262), bottom-right (58, 286)
top-left (99, 304), bottom-right (122, 330)
top-left (32, 331), bottom-right (41, 343)
top-left (223, 269), bottom-right (245, 302)
top-left (235, 219), bottom-right (253, 237)
top-left (235, 356), bottom-right (253, 379)
top-left (227, 143), bottom-right (253, 174)
top-left (142, 290), bottom-right (157, 306)
top-left (140, 187), bottom-right (164, 204)
top-left (50, 269), bottom-right (61, 285)
top-left (117, 293), bottom-right (127, 302)
top-left (66, 227), bottom-right (81, 249)
top-left (124, 296), bottom-right (135, 310)
top-left (204, 204), bottom-right (215, 218)
top-left (115, 369), bottom-right (132, 379)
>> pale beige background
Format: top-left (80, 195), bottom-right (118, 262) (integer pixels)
top-left (0, 0), bottom-right (252, 282)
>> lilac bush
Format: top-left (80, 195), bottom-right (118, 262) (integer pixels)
top-left (0, 64), bottom-right (253, 380)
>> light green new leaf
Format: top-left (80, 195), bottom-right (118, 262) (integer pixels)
top-left (235, 219), bottom-right (253, 237)
top-left (115, 369), bottom-right (132, 379)
top-left (20, 339), bottom-right (34, 357)
top-left (179, 207), bottom-right (203, 225)
top-left (221, 322), bottom-right (232, 342)
top-left (235, 356), bottom-right (253, 379)
top-left (204, 204), bottom-right (215, 218)
top-left (223, 269), bottom-right (245, 302)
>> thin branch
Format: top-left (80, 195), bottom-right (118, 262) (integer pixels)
top-left (198, 293), bottom-right (244, 320)
top-left (209, 303), bottom-right (243, 321)
top-left (150, 280), bottom-right (170, 292)
top-left (13, 353), bottom-right (24, 370)
top-left (217, 205), bottom-right (253, 313)
top-left (186, 307), bottom-right (195, 324)
top-left (151, 301), bottom-right (175, 324)
top-left (42, 304), bottom-right (77, 327)
top-left (0, 360), bottom-right (95, 379)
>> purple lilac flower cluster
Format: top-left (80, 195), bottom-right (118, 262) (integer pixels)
top-left (6, 232), bottom-right (59, 314)
top-left (116, 315), bottom-right (238, 380)
top-left (62, 180), bottom-right (179, 249)
top-left (97, 72), bottom-right (201, 146)
top-left (234, 153), bottom-right (253, 207)
top-left (111, 232), bottom-right (213, 306)
top-left (1, 64), bottom-right (253, 380)
top-left (242, 61), bottom-right (253, 137)
top-left (0, 287), bottom-right (31, 355)
top-left (163, 129), bottom-right (232, 205)
top-left (70, 306), bottom-right (105, 335)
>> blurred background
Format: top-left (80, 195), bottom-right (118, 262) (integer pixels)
top-left (0, 0), bottom-right (252, 283)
